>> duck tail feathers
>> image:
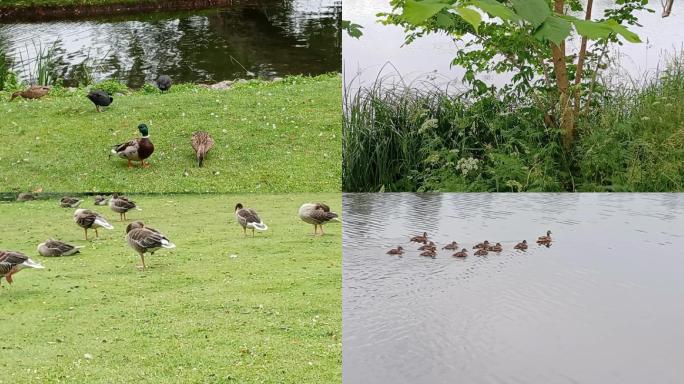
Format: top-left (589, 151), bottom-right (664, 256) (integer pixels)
top-left (23, 258), bottom-right (45, 269)
top-left (95, 218), bottom-right (114, 230)
top-left (161, 239), bottom-right (176, 249)
top-left (251, 222), bottom-right (268, 231)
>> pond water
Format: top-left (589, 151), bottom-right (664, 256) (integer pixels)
top-left (343, 0), bottom-right (684, 88)
top-left (343, 193), bottom-right (684, 384)
top-left (0, 0), bottom-right (341, 88)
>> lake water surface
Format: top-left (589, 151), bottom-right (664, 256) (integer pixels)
top-left (343, 193), bottom-right (684, 384)
top-left (0, 0), bottom-right (341, 87)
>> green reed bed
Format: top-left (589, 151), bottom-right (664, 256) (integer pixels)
top-left (343, 59), bottom-right (684, 192)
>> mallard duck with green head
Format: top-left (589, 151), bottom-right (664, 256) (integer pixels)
top-left (111, 124), bottom-right (155, 168)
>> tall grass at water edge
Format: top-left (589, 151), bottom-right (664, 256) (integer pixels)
top-left (343, 57), bottom-right (684, 192)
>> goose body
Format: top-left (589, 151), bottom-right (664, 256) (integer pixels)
top-left (94, 195), bottom-right (108, 206)
top-left (111, 124), bottom-right (154, 168)
top-left (11, 85), bottom-right (51, 101)
top-left (0, 250), bottom-right (44, 285)
top-left (191, 131), bottom-right (214, 167)
top-left (60, 196), bottom-right (83, 208)
top-left (109, 193), bottom-right (140, 221)
top-left (87, 89), bottom-right (113, 112)
top-left (73, 209), bottom-right (114, 240)
top-left (234, 203), bottom-right (268, 236)
top-left (125, 221), bottom-right (176, 269)
top-left (514, 240), bottom-right (528, 250)
top-left (37, 239), bottom-right (83, 257)
top-left (16, 193), bottom-right (35, 201)
top-left (298, 203), bottom-right (339, 235)
top-left (156, 75), bottom-right (172, 92)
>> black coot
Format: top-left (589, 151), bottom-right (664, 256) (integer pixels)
top-left (156, 75), bottom-right (172, 92)
top-left (87, 90), bottom-right (113, 112)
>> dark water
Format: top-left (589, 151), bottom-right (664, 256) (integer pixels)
top-left (0, 0), bottom-right (341, 88)
top-left (343, 193), bottom-right (684, 384)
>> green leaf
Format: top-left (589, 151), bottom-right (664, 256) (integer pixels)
top-left (511, 0), bottom-right (550, 28)
top-left (341, 20), bottom-right (364, 39)
top-left (455, 6), bottom-right (483, 33)
top-left (435, 12), bottom-right (454, 28)
top-left (470, 0), bottom-right (520, 22)
top-left (402, 0), bottom-right (449, 25)
top-left (534, 15), bottom-right (571, 45)
top-left (571, 18), bottom-right (613, 40)
top-left (606, 19), bottom-right (642, 43)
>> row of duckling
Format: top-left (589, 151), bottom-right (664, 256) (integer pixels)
top-left (1, 199), bottom-right (340, 287)
top-left (386, 231), bottom-right (553, 258)
top-left (9, 77), bottom-right (215, 169)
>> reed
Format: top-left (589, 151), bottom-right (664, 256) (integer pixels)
top-left (343, 57), bottom-right (684, 192)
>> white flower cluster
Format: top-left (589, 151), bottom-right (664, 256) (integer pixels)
top-left (456, 157), bottom-right (479, 176)
top-left (418, 118), bottom-right (438, 134)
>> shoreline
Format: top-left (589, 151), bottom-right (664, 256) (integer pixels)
top-left (0, 0), bottom-right (258, 22)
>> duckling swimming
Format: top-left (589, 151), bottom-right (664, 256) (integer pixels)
top-left (473, 240), bottom-right (489, 249)
top-left (452, 248), bottom-right (468, 258)
top-left (386, 246), bottom-right (404, 255)
top-left (420, 249), bottom-right (436, 258)
top-left (410, 232), bottom-right (428, 244)
top-left (488, 242), bottom-right (503, 252)
top-left (474, 248), bottom-right (488, 256)
top-left (514, 240), bottom-right (528, 250)
top-left (418, 241), bottom-right (436, 251)
top-left (537, 230), bottom-right (552, 244)
top-left (443, 241), bottom-right (458, 250)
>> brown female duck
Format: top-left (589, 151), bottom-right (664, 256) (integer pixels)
top-left (10, 85), bottom-right (51, 101)
top-left (410, 232), bottom-right (428, 244)
top-left (537, 231), bottom-right (552, 245)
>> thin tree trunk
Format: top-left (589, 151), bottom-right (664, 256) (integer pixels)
top-left (551, 0), bottom-right (574, 149)
top-left (662, 0), bottom-right (674, 17)
top-left (573, 0), bottom-right (594, 120)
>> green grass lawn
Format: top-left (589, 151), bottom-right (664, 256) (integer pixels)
top-left (0, 75), bottom-right (341, 193)
top-left (0, 193), bottom-right (341, 383)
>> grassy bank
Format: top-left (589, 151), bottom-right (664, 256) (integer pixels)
top-left (343, 60), bottom-right (684, 192)
top-left (0, 74), bottom-right (341, 193)
top-left (0, 193), bottom-right (341, 383)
